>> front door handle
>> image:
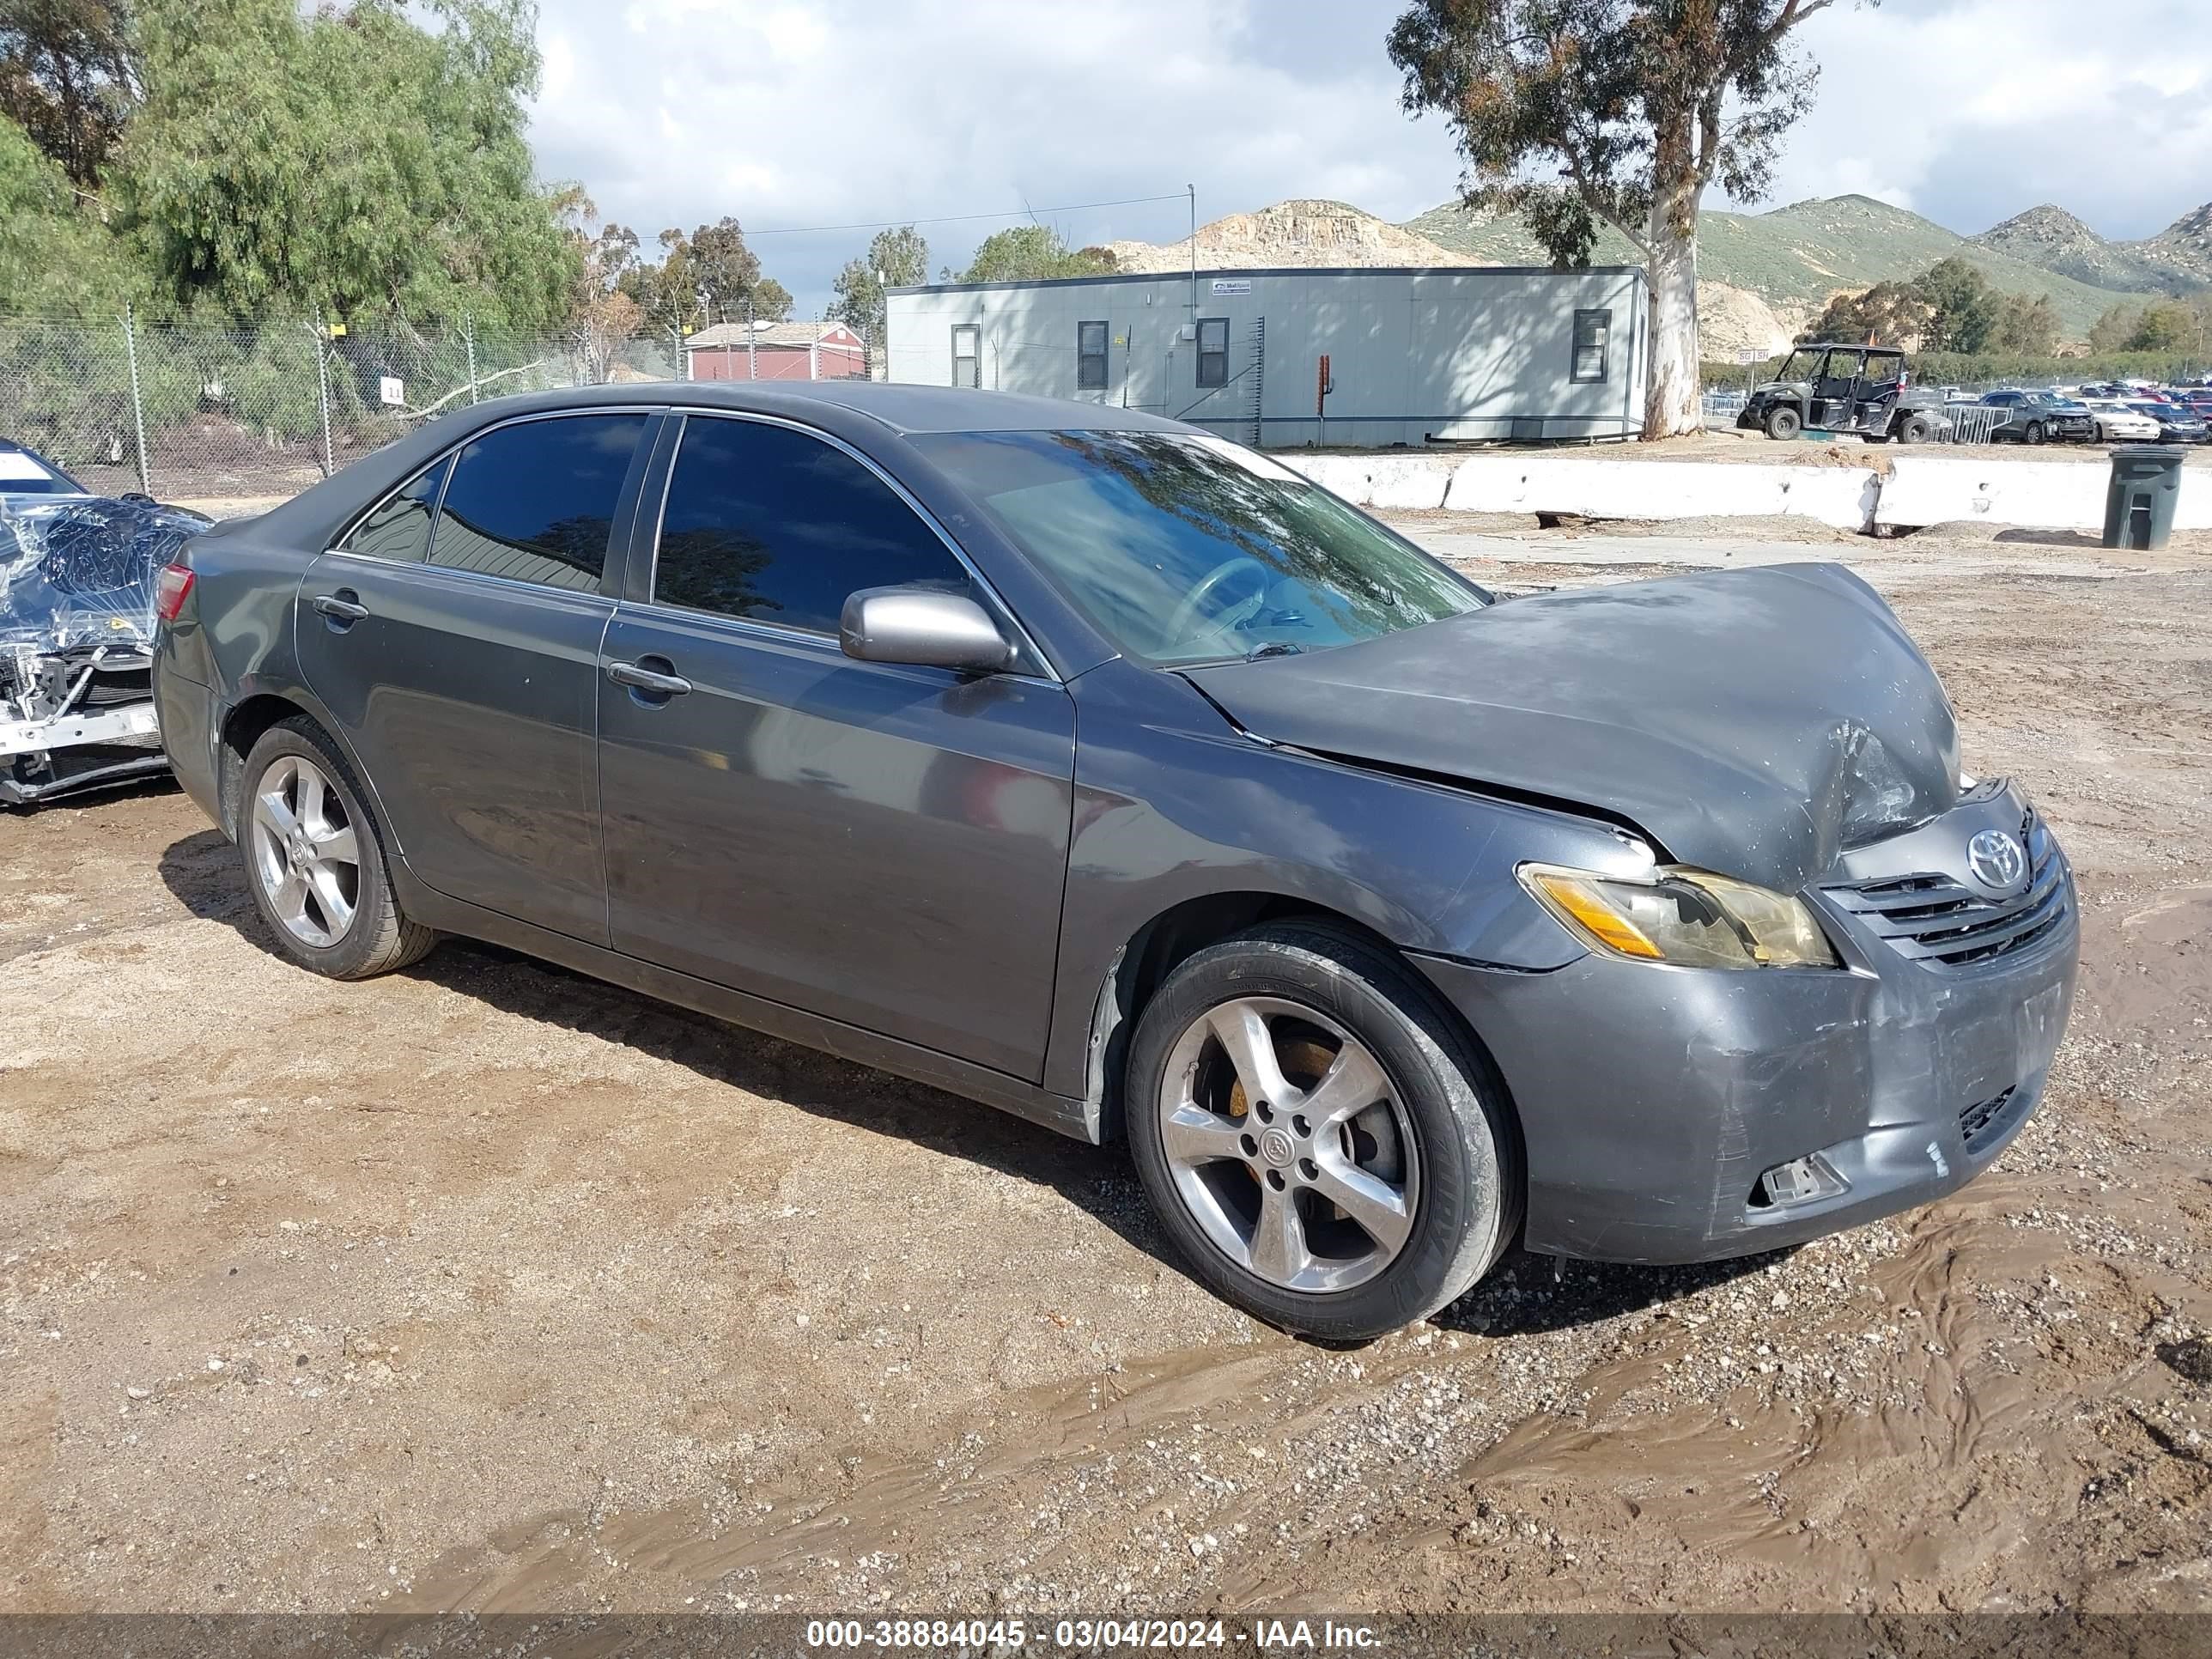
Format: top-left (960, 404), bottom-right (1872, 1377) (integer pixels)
top-left (311, 591), bottom-right (368, 626)
top-left (606, 658), bottom-right (693, 698)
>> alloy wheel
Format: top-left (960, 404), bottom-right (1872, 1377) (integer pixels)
top-left (1157, 996), bottom-right (1420, 1293)
top-left (250, 753), bottom-right (362, 948)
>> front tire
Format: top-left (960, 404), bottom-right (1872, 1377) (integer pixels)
top-left (1125, 922), bottom-right (1519, 1340)
top-left (237, 717), bottom-right (435, 980)
top-left (2024, 420), bottom-right (2047, 446)
top-left (1764, 404), bottom-right (1802, 441)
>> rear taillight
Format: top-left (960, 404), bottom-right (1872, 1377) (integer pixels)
top-left (154, 562), bottom-right (195, 623)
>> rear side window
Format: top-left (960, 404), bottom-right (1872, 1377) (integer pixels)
top-left (341, 457), bottom-right (449, 563)
top-left (651, 416), bottom-right (969, 636)
top-left (429, 413), bottom-right (646, 591)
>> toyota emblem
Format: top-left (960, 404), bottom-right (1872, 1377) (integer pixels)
top-left (1966, 829), bottom-right (2027, 891)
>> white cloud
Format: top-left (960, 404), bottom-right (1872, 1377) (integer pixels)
top-left (527, 0), bottom-right (2212, 315)
top-left (1741, 0), bottom-right (2212, 236)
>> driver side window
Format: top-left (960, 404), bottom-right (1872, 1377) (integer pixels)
top-left (649, 416), bottom-right (972, 636)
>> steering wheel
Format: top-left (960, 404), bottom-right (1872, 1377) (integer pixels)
top-left (1163, 556), bottom-right (1272, 651)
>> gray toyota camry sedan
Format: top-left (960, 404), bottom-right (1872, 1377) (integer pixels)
top-left (151, 382), bottom-right (2078, 1340)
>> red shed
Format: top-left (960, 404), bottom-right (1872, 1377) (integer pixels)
top-left (685, 320), bottom-right (868, 381)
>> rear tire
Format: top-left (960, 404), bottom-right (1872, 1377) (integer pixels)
top-left (1764, 404), bottom-right (1802, 441)
top-left (1124, 921), bottom-right (1519, 1341)
top-left (1898, 416), bottom-right (1933, 445)
top-left (236, 717), bottom-right (435, 981)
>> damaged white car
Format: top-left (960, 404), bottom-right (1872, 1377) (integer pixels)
top-left (1, 440), bottom-right (210, 805)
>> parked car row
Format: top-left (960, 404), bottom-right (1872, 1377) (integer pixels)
top-left (1936, 383), bottom-right (2212, 447)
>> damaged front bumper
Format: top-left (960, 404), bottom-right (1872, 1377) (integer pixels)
top-left (1413, 781), bottom-right (2080, 1264)
top-left (0, 642), bottom-right (168, 803)
top-left (1, 493), bottom-right (209, 805)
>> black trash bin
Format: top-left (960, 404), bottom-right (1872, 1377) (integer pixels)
top-left (2103, 445), bottom-right (2186, 550)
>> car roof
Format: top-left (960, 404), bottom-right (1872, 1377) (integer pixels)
top-left (228, 380), bottom-right (1203, 558)
top-left (441, 380), bottom-right (1190, 438)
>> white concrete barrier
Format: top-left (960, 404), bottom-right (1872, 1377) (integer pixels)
top-left (1875, 455), bottom-right (2210, 531)
top-left (1443, 456), bottom-right (1878, 531)
top-left (1283, 453), bottom-right (1452, 509)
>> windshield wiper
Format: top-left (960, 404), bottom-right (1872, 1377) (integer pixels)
top-left (1243, 641), bottom-right (1304, 660)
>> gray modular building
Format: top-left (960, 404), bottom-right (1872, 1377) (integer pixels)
top-left (884, 264), bottom-right (1648, 447)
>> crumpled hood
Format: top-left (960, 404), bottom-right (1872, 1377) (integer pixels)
top-left (1182, 562), bottom-right (1959, 895)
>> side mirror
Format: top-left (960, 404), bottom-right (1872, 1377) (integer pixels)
top-left (839, 586), bottom-right (1014, 674)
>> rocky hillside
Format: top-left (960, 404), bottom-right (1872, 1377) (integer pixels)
top-left (1100, 192), bottom-right (2212, 360)
top-left (2136, 203), bottom-right (2212, 284)
top-left (1100, 199), bottom-right (1795, 358)
top-left (1408, 192), bottom-right (2158, 338)
top-left (1971, 204), bottom-right (2208, 295)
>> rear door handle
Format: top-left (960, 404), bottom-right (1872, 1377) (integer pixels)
top-left (311, 591), bottom-right (369, 625)
top-left (606, 659), bottom-right (693, 698)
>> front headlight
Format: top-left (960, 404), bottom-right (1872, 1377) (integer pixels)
top-left (1518, 863), bottom-right (1840, 969)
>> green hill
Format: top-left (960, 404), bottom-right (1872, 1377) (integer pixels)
top-left (1403, 192), bottom-right (2160, 338)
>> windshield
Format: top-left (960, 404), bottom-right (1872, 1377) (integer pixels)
top-left (910, 428), bottom-right (1486, 665)
top-left (1775, 348), bottom-right (1822, 380)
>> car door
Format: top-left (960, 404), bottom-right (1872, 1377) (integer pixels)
top-left (295, 409), bottom-right (654, 944)
top-left (596, 411), bottom-right (1076, 1081)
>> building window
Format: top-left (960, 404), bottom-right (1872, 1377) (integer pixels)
top-left (1195, 317), bottom-right (1229, 388)
top-left (951, 324), bottom-right (980, 388)
top-left (1077, 320), bottom-right (1109, 390)
top-left (1571, 309), bottom-right (1611, 383)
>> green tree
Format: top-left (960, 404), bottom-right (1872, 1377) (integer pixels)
top-left (748, 276), bottom-right (793, 323)
top-left (552, 188), bottom-right (642, 381)
top-left (625, 217), bottom-right (789, 327)
top-left (959, 224), bottom-right (1115, 283)
top-left (830, 223), bottom-right (928, 345)
top-left (2128, 301), bottom-right (2202, 353)
top-left (119, 0), bottom-right (574, 329)
top-left (0, 111), bottom-right (131, 310)
top-left (2087, 302), bottom-right (2142, 353)
top-left (1911, 257), bottom-right (1999, 353)
top-left (0, 0), bottom-right (137, 187)
top-left (1802, 278), bottom-right (1927, 346)
top-left (1990, 292), bottom-right (2058, 356)
top-left (1389, 0), bottom-right (1873, 440)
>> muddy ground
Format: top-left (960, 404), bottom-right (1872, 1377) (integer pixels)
top-left (3, 538), bottom-right (2210, 1618)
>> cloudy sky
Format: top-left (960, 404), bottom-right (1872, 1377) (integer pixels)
top-left (527, 0), bottom-right (2212, 316)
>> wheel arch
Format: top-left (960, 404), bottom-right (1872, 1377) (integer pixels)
top-left (216, 692), bottom-right (390, 851)
top-left (1083, 891), bottom-right (1523, 1164)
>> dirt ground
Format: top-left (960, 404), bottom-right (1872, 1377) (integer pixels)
top-left (3, 541), bottom-right (2210, 1619)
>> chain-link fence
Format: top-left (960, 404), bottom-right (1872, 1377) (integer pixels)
top-left (0, 313), bottom-right (689, 509)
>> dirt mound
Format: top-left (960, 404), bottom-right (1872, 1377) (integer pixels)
top-left (1698, 280), bottom-right (1801, 358)
top-left (1103, 199), bottom-right (1477, 273)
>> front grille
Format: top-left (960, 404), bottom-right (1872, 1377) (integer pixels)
top-left (1823, 811), bottom-right (2068, 969)
top-left (1960, 1086), bottom-right (2022, 1152)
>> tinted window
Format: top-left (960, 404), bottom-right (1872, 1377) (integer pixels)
top-left (342, 457), bottom-right (449, 563)
top-left (652, 417), bottom-right (969, 635)
top-left (429, 414), bottom-right (646, 591)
